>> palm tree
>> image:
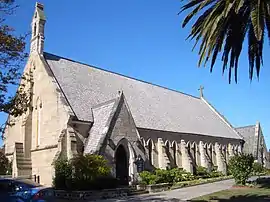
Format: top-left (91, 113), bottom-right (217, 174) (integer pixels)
top-left (180, 0), bottom-right (270, 83)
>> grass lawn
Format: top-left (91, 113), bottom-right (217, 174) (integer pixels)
top-left (190, 187), bottom-right (270, 201)
top-left (191, 177), bottom-right (270, 202)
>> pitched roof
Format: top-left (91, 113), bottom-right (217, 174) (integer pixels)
top-left (236, 125), bottom-right (258, 156)
top-left (236, 125), bottom-right (256, 138)
top-left (44, 52), bottom-right (242, 139)
top-left (84, 99), bottom-right (117, 154)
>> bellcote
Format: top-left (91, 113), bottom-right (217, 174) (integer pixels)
top-left (30, 2), bottom-right (46, 55)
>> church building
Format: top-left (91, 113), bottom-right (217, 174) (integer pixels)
top-left (4, 3), bottom-right (246, 186)
top-left (236, 122), bottom-right (269, 168)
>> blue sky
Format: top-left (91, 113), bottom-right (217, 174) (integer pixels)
top-left (2, 0), bottom-right (270, 147)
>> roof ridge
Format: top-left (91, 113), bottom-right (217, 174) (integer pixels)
top-left (92, 98), bottom-right (118, 109)
top-left (201, 97), bottom-right (243, 140)
top-left (43, 52), bottom-right (200, 100)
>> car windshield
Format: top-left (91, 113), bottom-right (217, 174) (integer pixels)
top-left (14, 179), bottom-right (42, 188)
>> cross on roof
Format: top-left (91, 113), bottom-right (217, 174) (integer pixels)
top-left (199, 85), bottom-right (204, 98)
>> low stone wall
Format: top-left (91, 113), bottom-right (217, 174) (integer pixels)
top-left (0, 175), bottom-right (12, 178)
top-left (0, 175), bottom-right (32, 179)
top-left (54, 188), bottom-right (130, 201)
top-left (146, 183), bottom-right (172, 193)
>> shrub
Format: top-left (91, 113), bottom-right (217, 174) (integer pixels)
top-left (169, 168), bottom-right (186, 183)
top-left (228, 154), bottom-right (254, 185)
top-left (53, 158), bottom-right (73, 190)
top-left (252, 162), bottom-right (264, 176)
top-left (196, 166), bottom-right (209, 178)
top-left (53, 154), bottom-right (113, 190)
top-left (209, 170), bottom-right (223, 178)
top-left (71, 154), bottom-right (111, 190)
top-left (139, 168), bottom-right (196, 185)
top-left (182, 171), bottom-right (196, 181)
top-left (155, 169), bottom-right (174, 184)
top-left (209, 166), bottom-right (223, 178)
top-left (139, 171), bottom-right (157, 185)
top-left (0, 150), bottom-right (12, 175)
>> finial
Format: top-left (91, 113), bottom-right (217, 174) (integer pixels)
top-left (198, 85), bottom-right (204, 98)
top-left (30, 2), bottom-right (46, 55)
top-left (36, 2), bottom-right (44, 10)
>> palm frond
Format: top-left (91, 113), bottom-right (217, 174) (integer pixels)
top-left (180, 0), bottom-right (268, 82)
top-left (250, 0), bottom-right (264, 41)
top-left (264, 3), bottom-right (270, 42)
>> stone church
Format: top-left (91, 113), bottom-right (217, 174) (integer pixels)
top-left (3, 3), bottom-right (260, 186)
top-left (236, 122), bottom-right (270, 168)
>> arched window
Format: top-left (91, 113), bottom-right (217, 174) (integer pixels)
top-left (165, 140), bottom-right (171, 169)
top-left (172, 142), bottom-right (177, 167)
top-left (222, 146), bottom-right (227, 163)
top-left (35, 97), bottom-right (42, 147)
top-left (208, 144), bottom-right (213, 169)
top-left (147, 139), bottom-right (153, 165)
top-left (212, 145), bottom-right (217, 166)
top-left (33, 23), bottom-right (37, 37)
top-left (165, 140), bottom-right (170, 156)
top-left (191, 142), bottom-right (197, 166)
top-left (187, 142), bottom-right (191, 158)
top-left (207, 144), bottom-right (212, 163)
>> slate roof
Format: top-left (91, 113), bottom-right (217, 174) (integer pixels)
top-left (44, 52), bottom-right (242, 139)
top-left (236, 125), bottom-right (256, 138)
top-left (84, 99), bottom-right (116, 154)
top-left (236, 125), bottom-right (256, 155)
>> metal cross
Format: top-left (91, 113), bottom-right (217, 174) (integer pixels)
top-left (199, 85), bottom-right (204, 98)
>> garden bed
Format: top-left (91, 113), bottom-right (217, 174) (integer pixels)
top-left (137, 175), bottom-right (233, 193)
top-left (171, 175), bottom-right (233, 190)
top-left (232, 185), bottom-right (254, 189)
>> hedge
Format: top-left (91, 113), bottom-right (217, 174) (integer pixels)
top-left (53, 154), bottom-right (118, 190)
top-left (139, 166), bottom-right (224, 185)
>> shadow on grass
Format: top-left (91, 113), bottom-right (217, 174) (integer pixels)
top-left (254, 177), bottom-right (270, 189)
top-left (93, 194), bottom-right (186, 202)
top-left (190, 194), bottom-right (270, 202)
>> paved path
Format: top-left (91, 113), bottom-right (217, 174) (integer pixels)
top-left (94, 176), bottom-right (269, 202)
top-left (96, 179), bottom-right (235, 202)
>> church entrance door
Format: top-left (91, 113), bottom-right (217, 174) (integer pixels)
top-left (115, 145), bottom-right (129, 186)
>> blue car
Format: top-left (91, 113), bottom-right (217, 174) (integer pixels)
top-left (0, 178), bottom-right (55, 202)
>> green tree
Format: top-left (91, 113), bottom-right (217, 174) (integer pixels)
top-left (180, 0), bottom-right (270, 83)
top-left (228, 153), bottom-right (254, 185)
top-left (0, 0), bottom-right (30, 135)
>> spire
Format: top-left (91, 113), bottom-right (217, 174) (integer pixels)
top-left (30, 2), bottom-right (46, 55)
top-left (198, 85), bottom-right (204, 98)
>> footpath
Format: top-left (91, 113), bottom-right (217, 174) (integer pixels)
top-left (96, 176), bottom-right (267, 202)
top-left (95, 179), bottom-right (234, 202)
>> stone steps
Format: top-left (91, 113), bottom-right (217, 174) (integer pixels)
top-left (14, 143), bottom-right (32, 175)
